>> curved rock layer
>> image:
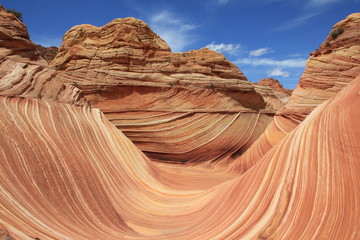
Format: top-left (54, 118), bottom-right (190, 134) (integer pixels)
top-left (0, 57), bottom-right (87, 105)
top-left (283, 12), bottom-right (360, 121)
top-left (231, 13), bottom-right (360, 172)
top-left (50, 17), bottom-right (285, 163)
top-left (1, 74), bottom-right (360, 240)
top-left (86, 85), bottom-right (276, 163)
top-left (0, 5), bottom-right (45, 64)
top-left (0, 7), bottom-right (87, 106)
top-left (108, 110), bottom-right (273, 163)
top-left (256, 77), bottom-right (293, 104)
top-left (1, 7), bottom-right (360, 239)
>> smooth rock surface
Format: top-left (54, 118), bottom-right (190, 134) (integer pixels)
top-left (1, 73), bottom-right (359, 240)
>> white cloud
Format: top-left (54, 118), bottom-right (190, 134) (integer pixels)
top-left (148, 10), bottom-right (198, 52)
top-left (274, 12), bottom-right (322, 31)
top-left (308, 0), bottom-right (341, 6)
top-left (235, 57), bottom-right (307, 68)
top-left (267, 68), bottom-right (290, 77)
top-left (275, 0), bottom-right (341, 31)
top-left (249, 48), bottom-right (272, 57)
top-left (205, 42), bottom-right (241, 55)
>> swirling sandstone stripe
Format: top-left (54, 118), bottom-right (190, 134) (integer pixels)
top-left (1, 74), bottom-right (359, 239)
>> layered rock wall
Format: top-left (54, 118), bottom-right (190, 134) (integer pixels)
top-left (231, 13), bottom-right (360, 173)
top-left (256, 77), bottom-right (292, 104)
top-left (1, 70), bottom-right (359, 240)
top-left (51, 18), bottom-right (285, 163)
top-left (0, 6), bottom-right (87, 105)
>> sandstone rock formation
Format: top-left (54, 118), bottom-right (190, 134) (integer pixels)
top-left (0, 6), bottom-right (87, 105)
top-left (282, 12), bottom-right (360, 122)
top-left (0, 5), bottom-right (44, 64)
top-left (1, 6), bottom-right (360, 240)
top-left (35, 44), bottom-right (58, 63)
top-left (256, 77), bottom-right (292, 103)
top-left (231, 13), bottom-right (360, 173)
top-left (51, 17), bottom-right (285, 164)
top-left (1, 68), bottom-right (359, 240)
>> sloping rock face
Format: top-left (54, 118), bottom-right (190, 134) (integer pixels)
top-left (231, 13), bottom-right (360, 173)
top-left (0, 5), bottom-right (45, 64)
top-left (35, 44), bottom-right (58, 63)
top-left (256, 77), bottom-right (292, 103)
top-left (51, 18), bottom-right (285, 164)
top-left (1, 70), bottom-right (359, 240)
top-left (0, 228), bottom-right (13, 240)
top-left (256, 78), bottom-right (292, 95)
top-left (0, 6), bottom-right (87, 105)
top-left (281, 12), bottom-right (360, 122)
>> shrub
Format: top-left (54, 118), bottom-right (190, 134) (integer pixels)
top-left (331, 27), bottom-right (344, 40)
top-left (5, 8), bottom-right (23, 21)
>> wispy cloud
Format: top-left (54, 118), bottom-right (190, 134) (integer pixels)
top-left (205, 42), bottom-right (241, 55)
top-left (235, 57), bottom-right (307, 68)
top-left (249, 48), bottom-right (272, 57)
top-left (267, 68), bottom-right (290, 77)
top-left (307, 0), bottom-right (341, 6)
top-left (274, 12), bottom-right (322, 31)
top-left (148, 10), bottom-right (198, 52)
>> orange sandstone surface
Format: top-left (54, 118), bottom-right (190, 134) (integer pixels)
top-left (1, 6), bottom-right (360, 240)
top-left (50, 17), bottom-right (285, 164)
top-left (256, 77), bottom-right (293, 104)
top-left (230, 12), bottom-right (360, 173)
top-left (0, 6), bottom-right (87, 106)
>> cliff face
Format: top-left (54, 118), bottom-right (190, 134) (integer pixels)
top-left (281, 12), bottom-right (360, 121)
top-left (35, 44), bottom-right (58, 63)
top-left (51, 17), bottom-right (285, 164)
top-left (0, 6), bottom-right (87, 106)
top-left (256, 77), bottom-right (292, 104)
top-left (0, 5), bottom-right (45, 63)
top-left (51, 18), bottom-right (246, 82)
top-left (231, 13), bottom-right (360, 173)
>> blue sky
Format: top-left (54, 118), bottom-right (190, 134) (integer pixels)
top-left (2, 0), bottom-right (359, 89)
